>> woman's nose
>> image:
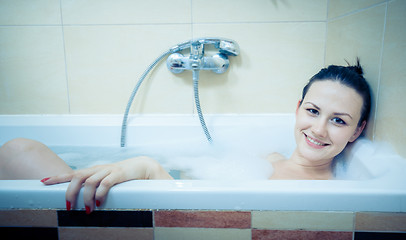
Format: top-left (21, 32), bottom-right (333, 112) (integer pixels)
top-left (312, 119), bottom-right (328, 138)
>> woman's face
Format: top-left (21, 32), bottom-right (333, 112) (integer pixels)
top-left (294, 80), bottom-right (365, 164)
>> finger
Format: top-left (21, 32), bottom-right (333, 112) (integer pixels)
top-left (94, 171), bottom-right (124, 207)
top-left (82, 168), bottom-right (111, 213)
top-left (41, 172), bottom-right (75, 185)
top-left (65, 169), bottom-right (99, 210)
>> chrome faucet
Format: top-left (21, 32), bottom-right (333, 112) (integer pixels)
top-left (167, 38), bottom-right (240, 74)
top-left (120, 38), bottom-right (240, 147)
top-left (166, 38), bottom-right (240, 143)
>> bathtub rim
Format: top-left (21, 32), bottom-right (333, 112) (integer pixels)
top-left (0, 178), bottom-right (405, 212)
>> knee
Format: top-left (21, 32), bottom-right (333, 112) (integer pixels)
top-left (0, 138), bottom-right (44, 155)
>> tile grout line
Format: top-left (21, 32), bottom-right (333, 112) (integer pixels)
top-left (372, 1), bottom-right (388, 141)
top-left (327, 1), bottom-right (388, 22)
top-left (352, 212), bottom-right (356, 240)
top-left (59, 0), bottom-right (71, 114)
top-left (152, 210), bottom-right (156, 240)
top-left (323, 0), bottom-right (330, 67)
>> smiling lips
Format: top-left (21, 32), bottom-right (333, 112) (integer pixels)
top-left (304, 133), bottom-right (329, 149)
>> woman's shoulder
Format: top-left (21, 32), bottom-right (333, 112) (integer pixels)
top-left (266, 152), bottom-right (290, 180)
top-left (266, 152), bottom-right (287, 164)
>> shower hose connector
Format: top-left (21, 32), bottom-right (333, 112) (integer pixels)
top-left (121, 38), bottom-right (239, 147)
top-left (166, 38), bottom-right (240, 143)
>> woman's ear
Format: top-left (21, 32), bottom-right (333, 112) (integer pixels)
top-left (349, 120), bottom-right (366, 142)
top-left (296, 100), bottom-right (302, 115)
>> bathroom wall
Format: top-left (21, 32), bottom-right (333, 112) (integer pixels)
top-left (0, 0), bottom-right (405, 157)
top-left (325, 0), bottom-right (406, 157)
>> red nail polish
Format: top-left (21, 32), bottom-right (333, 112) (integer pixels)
top-left (96, 200), bottom-right (101, 207)
top-left (85, 206), bottom-right (91, 214)
top-left (40, 177), bottom-right (50, 183)
top-left (66, 201), bottom-right (71, 211)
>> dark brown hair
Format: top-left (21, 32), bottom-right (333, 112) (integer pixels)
top-left (301, 59), bottom-right (372, 126)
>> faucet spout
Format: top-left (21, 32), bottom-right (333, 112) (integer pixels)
top-left (190, 41), bottom-right (204, 69)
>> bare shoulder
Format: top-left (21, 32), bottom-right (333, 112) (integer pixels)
top-left (266, 152), bottom-right (287, 164)
top-left (267, 153), bottom-right (290, 180)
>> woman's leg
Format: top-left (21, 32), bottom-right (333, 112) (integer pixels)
top-left (0, 138), bottom-right (73, 180)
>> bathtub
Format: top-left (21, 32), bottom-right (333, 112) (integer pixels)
top-left (0, 114), bottom-right (405, 212)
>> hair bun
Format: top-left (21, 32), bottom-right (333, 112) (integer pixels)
top-left (346, 57), bottom-right (364, 76)
top-left (349, 65), bottom-right (363, 76)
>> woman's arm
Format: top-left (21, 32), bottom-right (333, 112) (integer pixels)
top-left (42, 156), bottom-right (173, 214)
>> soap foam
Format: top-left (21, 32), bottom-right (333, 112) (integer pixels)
top-left (52, 128), bottom-right (405, 180)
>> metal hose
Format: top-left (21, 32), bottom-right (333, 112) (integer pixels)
top-left (120, 49), bottom-right (172, 147)
top-left (121, 43), bottom-right (215, 147)
top-left (193, 70), bottom-right (212, 143)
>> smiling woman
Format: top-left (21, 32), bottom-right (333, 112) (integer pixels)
top-left (276, 81), bottom-right (365, 179)
top-left (269, 60), bottom-right (371, 180)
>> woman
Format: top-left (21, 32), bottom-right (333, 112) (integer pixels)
top-left (0, 60), bottom-right (371, 213)
top-left (268, 60), bottom-right (371, 180)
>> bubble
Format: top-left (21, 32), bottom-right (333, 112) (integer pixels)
top-left (51, 126), bottom-right (405, 181)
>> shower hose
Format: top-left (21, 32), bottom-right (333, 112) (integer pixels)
top-left (120, 50), bottom-right (213, 147)
top-left (193, 70), bottom-right (213, 143)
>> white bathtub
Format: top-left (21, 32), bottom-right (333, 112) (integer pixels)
top-left (0, 114), bottom-right (405, 212)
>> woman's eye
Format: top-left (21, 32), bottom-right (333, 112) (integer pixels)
top-left (307, 108), bottom-right (319, 115)
top-left (332, 117), bottom-right (346, 125)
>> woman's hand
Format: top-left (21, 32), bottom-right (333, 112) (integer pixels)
top-left (41, 156), bottom-right (172, 213)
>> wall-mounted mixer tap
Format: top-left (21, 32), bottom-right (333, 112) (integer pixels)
top-left (121, 38), bottom-right (239, 147)
top-left (166, 38), bottom-right (240, 143)
top-left (167, 38), bottom-right (240, 74)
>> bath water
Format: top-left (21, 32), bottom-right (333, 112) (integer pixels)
top-left (50, 126), bottom-right (404, 181)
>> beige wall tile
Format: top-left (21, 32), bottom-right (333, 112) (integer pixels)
top-left (355, 212), bottom-right (406, 231)
top-left (328, 0), bottom-right (386, 19)
top-left (325, 4), bottom-right (386, 139)
top-left (61, 0), bottom-right (191, 24)
top-left (0, 0), bottom-right (61, 25)
top-left (375, 0), bottom-right (406, 157)
top-left (193, 22), bottom-right (325, 113)
top-left (252, 211), bottom-right (354, 231)
top-left (154, 227), bottom-right (251, 240)
top-left (64, 25), bottom-right (192, 114)
top-left (0, 210), bottom-right (57, 227)
top-left (59, 227), bottom-right (153, 240)
top-left (252, 229), bottom-right (353, 240)
top-left (193, 0), bottom-right (327, 22)
top-left (0, 26), bottom-right (69, 114)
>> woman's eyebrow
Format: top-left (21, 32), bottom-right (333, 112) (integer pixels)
top-left (304, 102), bottom-right (353, 119)
top-left (304, 102), bottom-right (320, 110)
top-left (333, 112), bottom-right (353, 119)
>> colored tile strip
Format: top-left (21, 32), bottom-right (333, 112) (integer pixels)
top-left (154, 210), bottom-right (251, 228)
top-left (57, 210), bottom-right (153, 227)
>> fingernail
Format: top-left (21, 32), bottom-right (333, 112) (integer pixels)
top-left (66, 201), bottom-right (71, 211)
top-left (96, 200), bottom-right (101, 207)
top-left (40, 177), bottom-right (50, 183)
top-left (85, 206), bottom-right (91, 214)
